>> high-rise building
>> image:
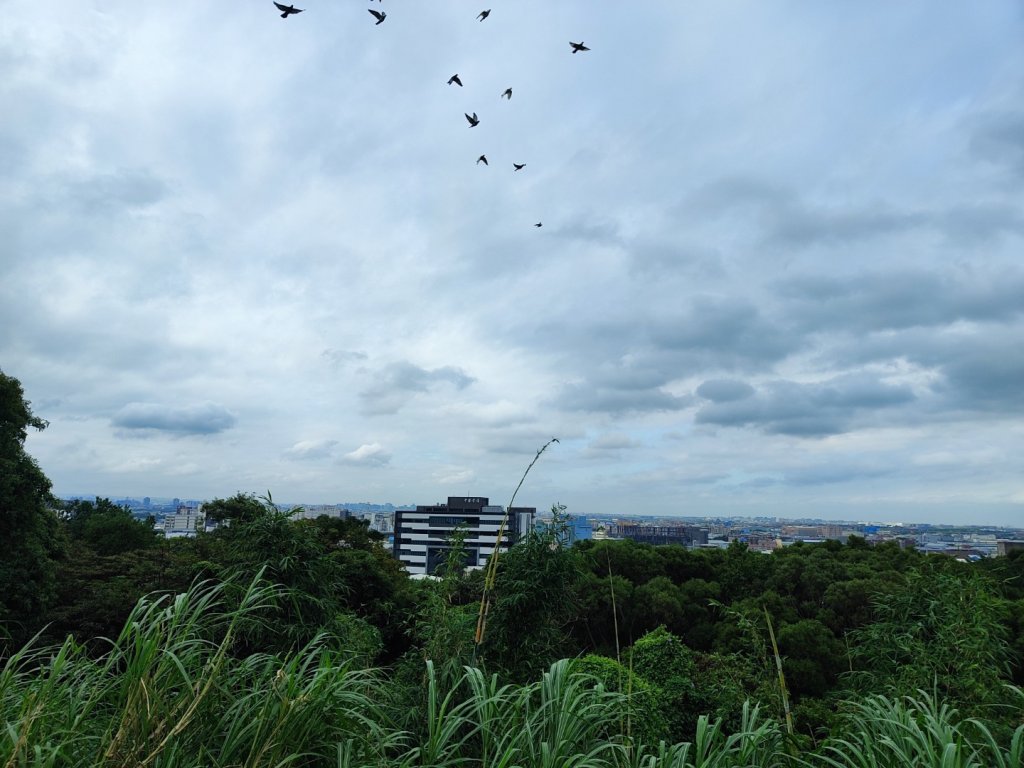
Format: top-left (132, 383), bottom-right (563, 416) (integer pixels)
top-left (393, 496), bottom-right (535, 576)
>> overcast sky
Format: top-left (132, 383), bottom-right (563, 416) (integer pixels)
top-left (2, 2), bottom-right (1023, 526)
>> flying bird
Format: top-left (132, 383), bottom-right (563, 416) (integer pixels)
top-left (274, 3), bottom-right (303, 18)
top-left (465, 112), bottom-right (480, 127)
top-left (477, 9), bottom-right (491, 21)
top-left (570, 41), bottom-right (590, 53)
top-left (368, 9), bottom-right (386, 24)
top-left (501, 88), bottom-right (512, 100)
top-left (448, 74), bottom-right (463, 87)
top-left (513, 163), bottom-right (525, 171)
top-left (477, 155), bottom-right (488, 165)
top-left (534, 222), bottom-right (543, 228)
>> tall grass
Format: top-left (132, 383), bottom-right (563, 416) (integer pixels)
top-left (0, 577), bottom-right (388, 767)
top-left (3, 575), bottom-right (1020, 768)
top-left (815, 688), bottom-right (1024, 768)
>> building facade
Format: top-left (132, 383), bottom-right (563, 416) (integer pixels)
top-left (393, 496), bottom-right (535, 575)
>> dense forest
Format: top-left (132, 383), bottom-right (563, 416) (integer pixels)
top-left (3, 369), bottom-right (1023, 767)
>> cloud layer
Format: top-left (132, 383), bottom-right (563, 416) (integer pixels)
top-left (2, 2), bottom-right (1023, 525)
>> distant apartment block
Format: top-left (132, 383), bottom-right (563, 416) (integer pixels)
top-left (393, 496), bottom-right (535, 576)
top-left (163, 505), bottom-right (206, 538)
top-left (289, 504), bottom-right (350, 521)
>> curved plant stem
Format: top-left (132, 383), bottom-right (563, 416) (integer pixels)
top-left (472, 438), bottom-right (559, 662)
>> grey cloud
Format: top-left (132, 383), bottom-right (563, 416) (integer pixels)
top-left (360, 361), bottom-right (475, 415)
top-left (783, 464), bottom-right (896, 487)
top-left (971, 110), bottom-right (1024, 176)
top-left (941, 203), bottom-right (1024, 243)
top-left (686, 176), bottom-right (1023, 248)
top-left (555, 382), bottom-right (691, 415)
top-left (588, 433), bottom-right (640, 451)
top-left (778, 269), bottom-right (1024, 334)
top-left (583, 432), bottom-right (640, 459)
top-left (696, 379), bottom-right (755, 403)
top-left (537, 298), bottom-right (793, 418)
top-left (477, 427), bottom-right (571, 456)
top-left (695, 374), bottom-right (916, 436)
top-left (54, 169), bottom-right (169, 214)
top-left (550, 214), bottom-right (622, 245)
top-left (930, 338), bottom-right (1024, 412)
top-left (769, 204), bottom-right (927, 247)
top-left (685, 177), bottom-right (916, 246)
top-left (322, 348), bottom-right (368, 367)
top-left (649, 298), bottom-right (797, 369)
top-left (112, 402), bottom-right (236, 435)
top-left (824, 325), bottom-right (1024, 414)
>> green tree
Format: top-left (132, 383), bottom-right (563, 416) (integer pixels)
top-left (630, 626), bottom-right (702, 742)
top-left (481, 506), bottom-right (585, 680)
top-left (61, 497), bottom-right (159, 556)
top-left (0, 371), bottom-right (65, 646)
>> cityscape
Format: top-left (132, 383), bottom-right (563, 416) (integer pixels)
top-left (61, 491), bottom-right (1024, 574)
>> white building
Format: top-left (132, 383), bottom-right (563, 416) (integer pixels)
top-left (393, 496), bottom-right (535, 575)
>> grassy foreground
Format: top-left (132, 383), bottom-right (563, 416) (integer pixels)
top-left (2, 578), bottom-right (1021, 768)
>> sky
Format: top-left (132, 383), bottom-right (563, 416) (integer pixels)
top-left (2, 2), bottom-right (1023, 527)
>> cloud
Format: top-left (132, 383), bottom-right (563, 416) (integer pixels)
top-left (971, 110), bottom-right (1024, 177)
top-left (554, 382), bottom-right (691, 415)
top-left (340, 442), bottom-right (391, 467)
top-left (582, 433), bottom-right (640, 459)
top-left (778, 269), bottom-right (1024, 334)
top-left (111, 402), bottom-right (237, 435)
top-left (322, 348), bottom-right (367, 367)
top-left (696, 379), bottom-right (755, 403)
top-left (285, 439), bottom-right (339, 460)
top-left (359, 361), bottom-right (475, 415)
top-left (686, 177), bottom-right (1024, 248)
top-left (433, 467), bottom-right (476, 485)
top-left (58, 169), bottom-right (169, 214)
top-left (694, 374), bottom-right (916, 436)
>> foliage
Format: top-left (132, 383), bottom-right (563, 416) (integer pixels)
top-left (481, 505), bottom-right (585, 680)
top-left (60, 496), bottom-right (160, 556)
top-left (0, 576), bottom-right (391, 767)
top-left (0, 370), bottom-right (65, 647)
top-left (816, 688), bottom-right (1024, 768)
top-left (572, 653), bottom-right (668, 746)
top-left (630, 626), bottom-right (702, 742)
top-left (846, 568), bottom-right (1012, 712)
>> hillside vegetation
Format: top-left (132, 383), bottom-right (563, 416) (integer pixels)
top-left (3, 370), bottom-right (1023, 766)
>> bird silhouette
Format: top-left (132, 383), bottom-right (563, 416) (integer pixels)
top-left (501, 88), bottom-right (512, 100)
top-left (274, 3), bottom-right (303, 18)
top-left (368, 9), bottom-right (386, 24)
top-left (465, 112), bottom-right (480, 127)
top-left (477, 155), bottom-right (488, 165)
top-left (570, 41), bottom-right (590, 53)
top-left (448, 74), bottom-right (463, 87)
top-left (534, 222), bottom-right (543, 228)
top-left (477, 9), bottom-right (491, 21)
top-left (513, 163), bottom-right (525, 171)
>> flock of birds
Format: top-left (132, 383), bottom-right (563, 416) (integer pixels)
top-left (271, 2), bottom-right (591, 230)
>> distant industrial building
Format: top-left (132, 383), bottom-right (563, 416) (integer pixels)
top-left (997, 540), bottom-right (1024, 557)
top-left (393, 496), bottom-right (535, 575)
top-left (536, 514), bottom-right (593, 545)
top-left (610, 523), bottom-right (709, 547)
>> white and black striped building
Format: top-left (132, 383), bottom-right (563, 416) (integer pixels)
top-left (393, 496), bottom-right (535, 575)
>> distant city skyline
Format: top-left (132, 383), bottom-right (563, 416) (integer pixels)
top-left (5, 3), bottom-right (1023, 530)
top-left (55, 490), bottom-right (1024, 531)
